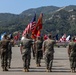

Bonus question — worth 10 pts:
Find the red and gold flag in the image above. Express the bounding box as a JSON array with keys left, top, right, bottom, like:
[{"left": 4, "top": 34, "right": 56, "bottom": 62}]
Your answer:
[{"left": 31, "top": 13, "right": 43, "bottom": 39}]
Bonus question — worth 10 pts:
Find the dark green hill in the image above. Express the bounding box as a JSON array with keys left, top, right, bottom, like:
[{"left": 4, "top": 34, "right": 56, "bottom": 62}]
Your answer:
[
  {"left": 20, "top": 6, "right": 60, "bottom": 15},
  {"left": 0, "top": 5, "right": 76, "bottom": 37},
  {"left": 63, "top": 5, "right": 76, "bottom": 11}
]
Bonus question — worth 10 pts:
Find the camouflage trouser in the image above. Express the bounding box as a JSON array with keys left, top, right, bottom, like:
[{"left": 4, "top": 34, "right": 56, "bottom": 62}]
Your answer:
[
  {"left": 35, "top": 50, "right": 42, "bottom": 64},
  {"left": 1, "top": 51, "right": 8, "bottom": 69},
  {"left": 22, "top": 52, "right": 31, "bottom": 69},
  {"left": 7, "top": 52, "right": 12, "bottom": 67},
  {"left": 44, "top": 53, "right": 54, "bottom": 70},
  {"left": 69, "top": 57, "right": 76, "bottom": 69},
  {"left": 32, "top": 49, "right": 35, "bottom": 58}
]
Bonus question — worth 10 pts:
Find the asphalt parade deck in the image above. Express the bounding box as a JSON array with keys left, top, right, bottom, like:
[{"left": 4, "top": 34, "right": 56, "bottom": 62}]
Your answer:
[{"left": 0, "top": 47, "right": 76, "bottom": 75}]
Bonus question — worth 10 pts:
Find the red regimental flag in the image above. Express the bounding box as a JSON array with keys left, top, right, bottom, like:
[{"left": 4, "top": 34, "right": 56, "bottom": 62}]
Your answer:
[
  {"left": 31, "top": 13, "right": 43, "bottom": 39},
  {"left": 37, "top": 31, "right": 41, "bottom": 37}
]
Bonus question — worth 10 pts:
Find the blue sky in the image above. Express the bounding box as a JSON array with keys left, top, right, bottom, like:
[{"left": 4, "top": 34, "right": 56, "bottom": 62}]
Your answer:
[{"left": 0, "top": 0, "right": 76, "bottom": 14}]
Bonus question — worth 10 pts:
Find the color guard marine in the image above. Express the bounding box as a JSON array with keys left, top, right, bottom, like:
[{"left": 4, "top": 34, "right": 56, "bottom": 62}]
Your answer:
[
  {"left": 35, "top": 36, "right": 43, "bottom": 67},
  {"left": 7, "top": 35, "right": 14, "bottom": 68},
  {"left": 42, "top": 34, "right": 56, "bottom": 72},
  {"left": 20, "top": 34, "right": 33, "bottom": 72}
]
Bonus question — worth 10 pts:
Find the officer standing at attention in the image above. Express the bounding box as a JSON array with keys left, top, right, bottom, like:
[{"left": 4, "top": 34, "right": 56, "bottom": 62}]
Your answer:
[
  {"left": 0, "top": 34, "right": 9, "bottom": 71},
  {"left": 35, "top": 36, "right": 43, "bottom": 67},
  {"left": 20, "top": 34, "right": 33, "bottom": 72},
  {"left": 68, "top": 36, "right": 76, "bottom": 73},
  {"left": 42, "top": 34, "right": 56, "bottom": 72}
]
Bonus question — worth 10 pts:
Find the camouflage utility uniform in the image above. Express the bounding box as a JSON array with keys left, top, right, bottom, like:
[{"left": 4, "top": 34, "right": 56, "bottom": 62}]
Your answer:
[
  {"left": 32, "top": 40, "right": 36, "bottom": 59},
  {"left": 20, "top": 36, "right": 33, "bottom": 72},
  {"left": 35, "top": 38, "right": 43, "bottom": 67},
  {"left": 7, "top": 39, "right": 14, "bottom": 68},
  {"left": 68, "top": 41, "right": 76, "bottom": 72},
  {"left": 0, "top": 36, "right": 9, "bottom": 71},
  {"left": 43, "top": 38, "right": 55, "bottom": 72}
]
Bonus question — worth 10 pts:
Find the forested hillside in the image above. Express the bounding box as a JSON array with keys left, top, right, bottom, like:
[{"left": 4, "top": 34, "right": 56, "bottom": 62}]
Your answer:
[{"left": 0, "top": 5, "right": 76, "bottom": 37}]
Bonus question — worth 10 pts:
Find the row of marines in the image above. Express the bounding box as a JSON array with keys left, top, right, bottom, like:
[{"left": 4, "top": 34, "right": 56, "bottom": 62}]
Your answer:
[{"left": 0, "top": 34, "right": 76, "bottom": 73}]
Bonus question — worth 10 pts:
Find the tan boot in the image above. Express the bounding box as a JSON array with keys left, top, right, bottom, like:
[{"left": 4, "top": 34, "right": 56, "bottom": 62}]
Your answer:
[
  {"left": 46, "top": 69, "right": 49, "bottom": 72},
  {"left": 71, "top": 69, "right": 74, "bottom": 73},
  {"left": 25, "top": 69, "right": 29, "bottom": 72},
  {"left": 23, "top": 69, "right": 26, "bottom": 72},
  {"left": 1, "top": 66, "right": 5, "bottom": 71},
  {"left": 23, "top": 69, "right": 29, "bottom": 72},
  {"left": 36, "top": 64, "right": 39, "bottom": 67},
  {"left": 39, "top": 64, "right": 41, "bottom": 67},
  {"left": 49, "top": 69, "right": 52, "bottom": 72}
]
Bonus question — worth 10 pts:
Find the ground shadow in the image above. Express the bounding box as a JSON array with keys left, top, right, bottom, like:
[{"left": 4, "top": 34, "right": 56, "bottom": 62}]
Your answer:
[
  {"left": 10, "top": 67, "right": 23, "bottom": 69},
  {"left": 54, "top": 58, "right": 69, "bottom": 60},
  {"left": 9, "top": 69, "right": 22, "bottom": 72},
  {"left": 8, "top": 66, "right": 72, "bottom": 73},
  {"left": 30, "top": 67, "right": 45, "bottom": 69}
]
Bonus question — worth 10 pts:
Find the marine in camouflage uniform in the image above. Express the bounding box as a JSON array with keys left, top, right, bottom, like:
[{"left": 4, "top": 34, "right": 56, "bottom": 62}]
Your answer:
[
  {"left": 35, "top": 36, "right": 43, "bottom": 67},
  {"left": 20, "top": 34, "right": 33, "bottom": 72},
  {"left": 68, "top": 36, "right": 76, "bottom": 73},
  {"left": 42, "top": 34, "right": 56, "bottom": 72},
  {"left": 32, "top": 39, "right": 36, "bottom": 59},
  {"left": 7, "top": 37, "right": 14, "bottom": 68},
  {"left": 0, "top": 34, "right": 9, "bottom": 71}
]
